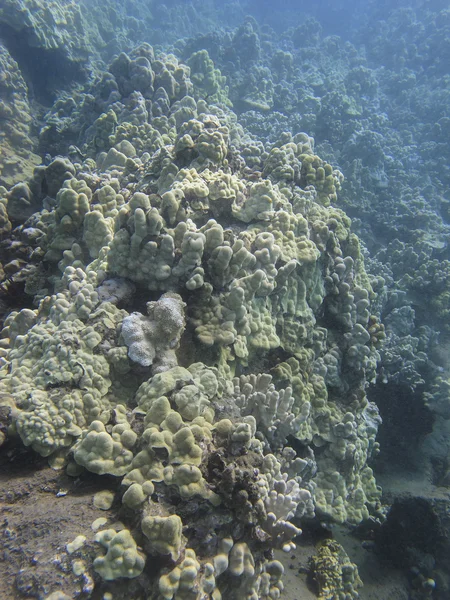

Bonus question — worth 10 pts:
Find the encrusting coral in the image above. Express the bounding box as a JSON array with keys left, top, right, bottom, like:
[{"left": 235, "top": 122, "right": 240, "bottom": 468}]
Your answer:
[{"left": 0, "top": 43, "right": 383, "bottom": 597}]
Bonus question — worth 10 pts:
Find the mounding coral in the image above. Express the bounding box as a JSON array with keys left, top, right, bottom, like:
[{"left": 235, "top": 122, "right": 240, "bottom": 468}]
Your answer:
[{"left": 0, "top": 44, "right": 383, "bottom": 598}]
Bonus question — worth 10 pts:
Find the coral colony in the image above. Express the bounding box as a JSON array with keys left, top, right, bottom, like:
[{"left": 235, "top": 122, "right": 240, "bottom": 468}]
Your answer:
[{"left": 1, "top": 1, "right": 449, "bottom": 599}]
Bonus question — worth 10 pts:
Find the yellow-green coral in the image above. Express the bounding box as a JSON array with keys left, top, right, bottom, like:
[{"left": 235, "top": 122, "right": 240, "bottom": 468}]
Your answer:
[
  {"left": 73, "top": 419, "right": 136, "bottom": 476},
  {"left": 141, "top": 514, "right": 183, "bottom": 560},
  {"left": 300, "top": 154, "right": 342, "bottom": 206},
  {"left": 0, "top": 48, "right": 386, "bottom": 600},
  {"left": 309, "top": 539, "right": 363, "bottom": 600},
  {"left": 94, "top": 529, "right": 145, "bottom": 580},
  {"left": 187, "top": 49, "right": 231, "bottom": 107}
]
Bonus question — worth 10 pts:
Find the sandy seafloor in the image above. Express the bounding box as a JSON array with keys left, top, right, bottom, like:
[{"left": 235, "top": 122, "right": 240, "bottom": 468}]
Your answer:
[
  {"left": 281, "top": 467, "right": 450, "bottom": 600},
  {"left": 280, "top": 484, "right": 440, "bottom": 600},
  {"left": 278, "top": 538, "right": 409, "bottom": 600},
  {"left": 5, "top": 440, "right": 448, "bottom": 599}
]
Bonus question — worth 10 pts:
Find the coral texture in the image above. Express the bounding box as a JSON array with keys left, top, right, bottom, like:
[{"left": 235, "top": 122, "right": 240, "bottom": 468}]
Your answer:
[{"left": 0, "top": 43, "right": 383, "bottom": 598}]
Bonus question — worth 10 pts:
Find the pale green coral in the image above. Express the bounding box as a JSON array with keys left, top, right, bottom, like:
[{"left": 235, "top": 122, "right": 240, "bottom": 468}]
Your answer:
[
  {"left": 187, "top": 49, "right": 231, "bottom": 107},
  {"left": 122, "top": 395, "right": 217, "bottom": 502},
  {"left": 93, "top": 529, "right": 145, "bottom": 580},
  {"left": 159, "top": 542, "right": 284, "bottom": 600},
  {"left": 300, "top": 153, "right": 342, "bottom": 207},
  {"left": 232, "top": 179, "right": 276, "bottom": 223},
  {"left": 159, "top": 548, "right": 203, "bottom": 600},
  {"left": 0, "top": 270, "right": 137, "bottom": 457},
  {"left": 175, "top": 114, "right": 230, "bottom": 167},
  {"left": 83, "top": 210, "right": 115, "bottom": 258},
  {"left": 73, "top": 419, "right": 136, "bottom": 476},
  {"left": 0, "top": 44, "right": 41, "bottom": 188},
  {"left": 141, "top": 514, "right": 183, "bottom": 560},
  {"left": 2, "top": 313, "right": 110, "bottom": 456},
  {"left": 0, "top": 50, "right": 386, "bottom": 599},
  {"left": 135, "top": 363, "right": 218, "bottom": 421},
  {"left": 45, "top": 178, "right": 93, "bottom": 262},
  {"left": 122, "top": 481, "right": 154, "bottom": 508}
]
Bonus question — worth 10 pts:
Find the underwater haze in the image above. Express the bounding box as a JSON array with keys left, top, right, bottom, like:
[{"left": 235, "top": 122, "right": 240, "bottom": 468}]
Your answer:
[{"left": 0, "top": 0, "right": 450, "bottom": 599}]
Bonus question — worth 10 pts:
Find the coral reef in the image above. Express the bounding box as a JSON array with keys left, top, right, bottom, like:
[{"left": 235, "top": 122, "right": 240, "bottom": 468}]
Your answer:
[
  {"left": 0, "top": 44, "right": 41, "bottom": 187},
  {"left": 174, "top": 12, "right": 450, "bottom": 545},
  {"left": 0, "top": 42, "right": 383, "bottom": 598},
  {"left": 2, "top": 2, "right": 450, "bottom": 599}
]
